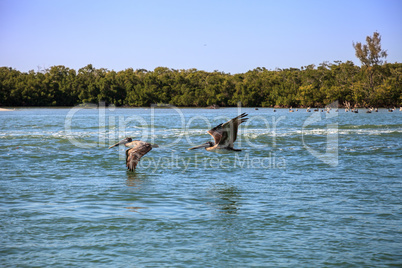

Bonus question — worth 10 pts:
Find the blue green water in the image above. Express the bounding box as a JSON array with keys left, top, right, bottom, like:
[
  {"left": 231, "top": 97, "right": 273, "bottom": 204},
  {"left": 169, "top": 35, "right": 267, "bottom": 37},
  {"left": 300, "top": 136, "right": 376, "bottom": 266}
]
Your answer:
[{"left": 0, "top": 107, "right": 401, "bottom": 267}]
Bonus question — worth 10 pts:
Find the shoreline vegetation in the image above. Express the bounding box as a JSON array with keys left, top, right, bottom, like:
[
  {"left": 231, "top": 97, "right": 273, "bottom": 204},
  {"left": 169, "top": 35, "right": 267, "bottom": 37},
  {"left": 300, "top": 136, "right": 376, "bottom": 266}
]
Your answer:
[
  {"left": 1, "top": 106, "right": 401, "bottom": 110},
  {"left": 1, "top": 32, "right": 400, "bottom": 109},
  {"left": 0, "top": 61, "right": 400, "bottom": 109}
]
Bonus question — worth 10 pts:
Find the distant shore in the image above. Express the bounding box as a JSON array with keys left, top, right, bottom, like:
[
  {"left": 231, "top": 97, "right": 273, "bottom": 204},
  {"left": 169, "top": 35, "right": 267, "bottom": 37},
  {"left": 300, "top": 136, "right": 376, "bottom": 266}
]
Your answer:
[
  {"left": 0, "top": 104, "right": 402, "bottom": 109},
  {"left": 0, "top": 108, "right": 15, "bottom": 111},
  {"left": 1, "top": 63, "right": 400, "bottom": 108}
]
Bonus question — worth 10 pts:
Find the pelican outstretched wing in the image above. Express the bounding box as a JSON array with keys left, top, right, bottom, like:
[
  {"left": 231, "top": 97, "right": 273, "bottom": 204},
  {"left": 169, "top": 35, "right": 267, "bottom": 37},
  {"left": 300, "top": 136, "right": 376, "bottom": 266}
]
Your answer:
[
  {"left": 125, "top": 141, "right": 153, "bottom": 171},
  {"left": 207, "top": 113, "right": 248, "bottom": 148}
]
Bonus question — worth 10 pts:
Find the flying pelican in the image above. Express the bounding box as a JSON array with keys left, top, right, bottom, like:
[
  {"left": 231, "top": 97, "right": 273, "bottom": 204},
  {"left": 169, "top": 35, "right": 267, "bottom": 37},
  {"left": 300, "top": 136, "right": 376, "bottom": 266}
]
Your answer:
[
  {"left": 109, "top": 138, "right": 158, "bottom": 171},
  {"left": 189, "top": 113, "right": 248, "bottom": 151}
]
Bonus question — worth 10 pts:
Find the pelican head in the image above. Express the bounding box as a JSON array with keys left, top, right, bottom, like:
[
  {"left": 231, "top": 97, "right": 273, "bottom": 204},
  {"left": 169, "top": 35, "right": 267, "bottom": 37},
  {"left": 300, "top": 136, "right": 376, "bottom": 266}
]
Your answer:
[
  {"left": 109, "top": 137, "right": 132, "bottom": 149},
  {"left": 188, "top": 141, "right": 214, "bottom": 150}
]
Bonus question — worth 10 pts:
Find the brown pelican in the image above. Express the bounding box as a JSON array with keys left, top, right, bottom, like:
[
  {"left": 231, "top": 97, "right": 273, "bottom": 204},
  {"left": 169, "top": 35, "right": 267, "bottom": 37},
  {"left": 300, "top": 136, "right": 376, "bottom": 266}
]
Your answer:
[
  {"left": 109, "top": 138, "right": 158, "bottom": 171},
  {"left": 189, "top": 113, "right": 248, "bottom": 151}
]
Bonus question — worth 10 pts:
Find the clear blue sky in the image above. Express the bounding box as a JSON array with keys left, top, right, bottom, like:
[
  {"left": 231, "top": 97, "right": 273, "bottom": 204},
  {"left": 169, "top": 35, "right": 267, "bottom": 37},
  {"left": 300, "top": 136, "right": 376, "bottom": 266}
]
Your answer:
[{"left": 1, "top": 0, "right": 401, "bottom": 73}]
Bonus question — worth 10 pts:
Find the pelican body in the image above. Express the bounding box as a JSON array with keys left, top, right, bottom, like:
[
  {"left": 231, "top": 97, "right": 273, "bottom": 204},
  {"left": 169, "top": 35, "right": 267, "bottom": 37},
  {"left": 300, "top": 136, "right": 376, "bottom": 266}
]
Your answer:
[
  {"left": 189, "top": 113, "right": 248, "bottom": 151},
  {"left": 109, "top": 137, "right": 158, "bottom": 171}
]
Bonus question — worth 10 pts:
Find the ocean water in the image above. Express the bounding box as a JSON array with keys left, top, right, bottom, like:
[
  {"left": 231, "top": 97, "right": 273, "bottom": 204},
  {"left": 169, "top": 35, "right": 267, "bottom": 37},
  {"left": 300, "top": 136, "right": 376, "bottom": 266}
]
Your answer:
[{"left": 0, "top": 107, "right": 401, "bottom": 267}]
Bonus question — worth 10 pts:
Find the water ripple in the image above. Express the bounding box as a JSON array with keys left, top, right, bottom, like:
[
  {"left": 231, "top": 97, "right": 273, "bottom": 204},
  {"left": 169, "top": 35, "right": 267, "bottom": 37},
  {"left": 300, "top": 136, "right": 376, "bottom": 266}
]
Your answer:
[{"left": 0, "top": 108, "right": 401, "bottom": 267}]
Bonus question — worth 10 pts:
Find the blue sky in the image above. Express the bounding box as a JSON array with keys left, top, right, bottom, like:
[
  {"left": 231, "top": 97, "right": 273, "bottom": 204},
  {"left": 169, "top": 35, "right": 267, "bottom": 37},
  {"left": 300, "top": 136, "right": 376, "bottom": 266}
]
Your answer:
[{"left": 1, "top": 0, "right": 401, "bottom": 73}]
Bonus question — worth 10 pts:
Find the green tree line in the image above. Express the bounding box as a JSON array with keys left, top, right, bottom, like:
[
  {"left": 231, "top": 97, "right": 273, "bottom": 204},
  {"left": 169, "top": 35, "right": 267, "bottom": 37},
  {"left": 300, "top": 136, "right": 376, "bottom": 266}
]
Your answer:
[
  {"left": 0, "top": 33, "right": 400, "bottom": 108},
  {"left": 1, "top": 61, "right": 400, "bottom": 108}
]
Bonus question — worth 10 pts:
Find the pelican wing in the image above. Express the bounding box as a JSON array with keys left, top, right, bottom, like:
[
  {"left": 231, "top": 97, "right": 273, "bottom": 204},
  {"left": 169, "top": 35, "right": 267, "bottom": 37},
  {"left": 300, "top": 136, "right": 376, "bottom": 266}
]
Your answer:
[
  {"left": 207, "top": 123, "right": 223, "bottom": 145},
  {"left": 207, "top": 113, "right": 248, "bottom": 148},
  {"left": 125, "top": 141, "right": 152, "bottom": 171}
]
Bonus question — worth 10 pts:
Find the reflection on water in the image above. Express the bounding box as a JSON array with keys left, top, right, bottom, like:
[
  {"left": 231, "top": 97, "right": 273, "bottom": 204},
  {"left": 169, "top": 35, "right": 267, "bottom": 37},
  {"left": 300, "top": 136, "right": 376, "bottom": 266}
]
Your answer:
[
  {"left": 124, "top": 172, "right": 150, "bottom": 213},
  {"left": 124, "top": 206, "right": 148, "bottom": 213},
  {"left": 125, "top": 172, "right": 147, "bottom": 189},
  {"left": 208, "top": 183, "right": 241, "bottom": 215},
  {"left": 206, "top": 183, "right": 245, "bottom": 257}
]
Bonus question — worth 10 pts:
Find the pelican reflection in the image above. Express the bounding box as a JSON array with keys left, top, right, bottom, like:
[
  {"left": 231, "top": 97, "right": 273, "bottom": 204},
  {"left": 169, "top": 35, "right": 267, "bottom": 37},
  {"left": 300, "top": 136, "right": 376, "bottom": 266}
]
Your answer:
[{"left": 207, "top": 183, "right": 241, "bottom": 215}]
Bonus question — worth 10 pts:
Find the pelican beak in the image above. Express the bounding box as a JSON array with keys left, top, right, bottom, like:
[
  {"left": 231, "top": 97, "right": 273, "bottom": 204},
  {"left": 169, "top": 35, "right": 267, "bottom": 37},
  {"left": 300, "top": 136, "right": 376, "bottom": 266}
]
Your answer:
[
  {"left": 108, "top": 143, "right": 119, "bottom": 149},
  {"left": 188, "top": 142, "right": 210, "bottom": 150},
  {"left": 108, "top": 138, "right": 129, "bottom": 149}
]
